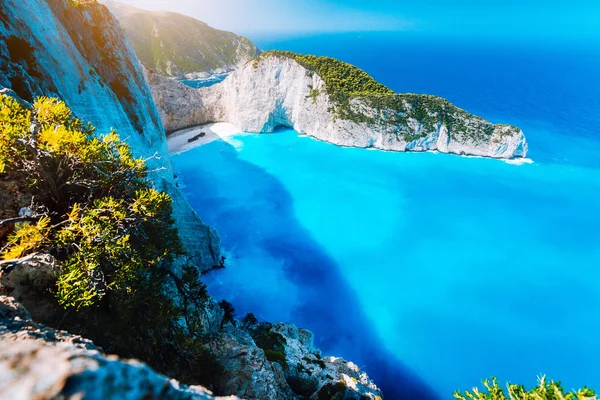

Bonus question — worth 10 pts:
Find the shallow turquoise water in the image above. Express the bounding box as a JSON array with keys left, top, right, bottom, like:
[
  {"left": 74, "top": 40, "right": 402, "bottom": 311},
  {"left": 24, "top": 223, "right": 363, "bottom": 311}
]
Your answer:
[{"left": 172, "top": 127, "right": 600, "bottom": 398}]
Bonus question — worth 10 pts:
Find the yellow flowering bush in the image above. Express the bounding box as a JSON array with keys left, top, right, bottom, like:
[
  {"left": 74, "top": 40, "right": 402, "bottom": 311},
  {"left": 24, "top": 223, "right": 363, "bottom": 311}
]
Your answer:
[{"left": 0, "top": 94, "right": 182, "bottom": 309}]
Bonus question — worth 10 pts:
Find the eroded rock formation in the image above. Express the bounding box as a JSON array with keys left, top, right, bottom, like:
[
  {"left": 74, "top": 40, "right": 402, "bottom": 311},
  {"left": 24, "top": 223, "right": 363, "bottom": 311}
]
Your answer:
[{"left": 151, "top": 53, "right": 528, "bottom": 159}]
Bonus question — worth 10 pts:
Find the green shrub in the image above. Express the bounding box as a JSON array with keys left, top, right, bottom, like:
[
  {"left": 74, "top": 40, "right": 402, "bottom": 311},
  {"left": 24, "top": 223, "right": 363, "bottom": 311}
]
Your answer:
[
  {"left": 219, "top": 299, "right": 236, "bottom": 325},
  {"left": 303, "top": 355, "right": 326, "bottom": 369},
  {"left": 0, "top": 94, "right": 223, "bottom": 388},
  {"left": 454, "top": 376, "right": 596, "bottom": 400},
  {"left": 67, "top": 0, "right": 97, "bottom": 7},
  {"left": 0, "top": 95, "right": 182, "bottom": 309},
  {"left": 252, "top": 324, "right": 287, "bottom": 353}
]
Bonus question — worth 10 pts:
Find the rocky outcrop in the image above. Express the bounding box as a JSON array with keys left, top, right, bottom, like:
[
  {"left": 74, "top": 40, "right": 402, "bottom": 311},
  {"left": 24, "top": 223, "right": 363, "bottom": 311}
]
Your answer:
[
  {"left": 0, "top": 0, "right": 221, "bottom": 272},
  {"left": 151, "top": 52, "right": 528, "bottom": 159},
  {"left": 102, "top": 1, "right": 260, "bottom": 79},
  {"left": 196, "top": 313, "right": 383, "bottom": 400},
  {"left": 243, "top": 321, "right": 383, "bottom": 400},
  {"left": 0, "top": 253, "right": 61, "bottom": 324},
  {"left": 0, "top": 272, "right": 383, "bottom": 400},
  {"left": 0, "top": 296, "right": 238, "bottom": 400},
  {"left": 1, "top": 3, "right": 385, "bottom": 399},
  {"left": 0, "top": 250, "right": 382, "bottom": 399}
]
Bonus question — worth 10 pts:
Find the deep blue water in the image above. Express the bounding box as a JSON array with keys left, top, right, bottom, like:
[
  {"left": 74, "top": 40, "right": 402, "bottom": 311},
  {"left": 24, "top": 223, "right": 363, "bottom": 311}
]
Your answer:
[{"left": 172, "top": 34, "right": 600, "bottom": 399}]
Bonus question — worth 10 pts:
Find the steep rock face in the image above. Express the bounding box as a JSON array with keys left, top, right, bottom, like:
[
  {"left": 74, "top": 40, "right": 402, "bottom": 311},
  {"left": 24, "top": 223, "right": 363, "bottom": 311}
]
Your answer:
[
  {"left": 0, "top": 0, "right": 221, "bottom": 272},
  {"left": 152, "top": 53, "right": 528, "bottom": 159},
  {"left": 148, "top": 69, "right": 214, "bottom": 133},
  {"left": 102, "top": 1, "right": 260, "bottom": 79},
  {"left": 0, "top": 296, "right": 238, "bottom": 400}
]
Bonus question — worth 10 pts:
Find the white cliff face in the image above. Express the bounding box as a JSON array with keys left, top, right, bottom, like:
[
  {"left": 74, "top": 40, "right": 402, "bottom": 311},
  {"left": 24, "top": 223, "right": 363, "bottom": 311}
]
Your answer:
[
  {"left": 0, "top": 0, "right": 220, "bottom": 271},
  {"left": 151, "top": 54, "right": 528, "bottom": 159},
  {"left": 0, "top": 296, "right": 237, "bottom": 400}
]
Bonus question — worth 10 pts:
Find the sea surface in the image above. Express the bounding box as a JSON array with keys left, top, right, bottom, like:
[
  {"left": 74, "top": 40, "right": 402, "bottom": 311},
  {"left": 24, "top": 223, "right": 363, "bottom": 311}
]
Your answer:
[{"left": 173, "top": 33, "right": 600, "bottom": 399}]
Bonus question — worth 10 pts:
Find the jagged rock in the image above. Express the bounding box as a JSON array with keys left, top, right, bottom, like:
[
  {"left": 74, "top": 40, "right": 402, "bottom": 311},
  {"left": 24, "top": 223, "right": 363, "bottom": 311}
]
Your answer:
[
  {"left": 0, "top": 0, "right": 221, "bottom": 272},
  {"left": 239, "top": 320, "right": 383, "bottom": 400},
  {"left": 146, "top": 69, "right": 213, "bottom": 134},
  {"left": 0, "top": 295, "right": 99, "bottom": 353},
  {"left": 209, "top": 326, "right": 295, "bottom": 399},
  {"left": 0, "top": 253, "right": 60, "bottom": 324},
  {"left": 0, "top": 295, "right": 31, "bottom": 320},
  {"left": 150, "top": 54, "right": 527, "bottom": 159},
  {"left": 0, "top": 296, "right": 240, "bottom": 400}
]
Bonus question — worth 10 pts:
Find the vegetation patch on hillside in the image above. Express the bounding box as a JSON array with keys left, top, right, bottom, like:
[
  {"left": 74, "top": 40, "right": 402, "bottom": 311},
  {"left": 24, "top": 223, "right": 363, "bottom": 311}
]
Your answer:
[
  {"left": 253, "top": 51, "right": 518, "bottom": 142},
  {"left": 111, "top": 7, "right": 260, "bottom": 76},
  {"left": 248, "top": 322, "right": 289, "bottom": 370},
  {"left": 252, "top": 50, "right": 392, "bottom": 103}
]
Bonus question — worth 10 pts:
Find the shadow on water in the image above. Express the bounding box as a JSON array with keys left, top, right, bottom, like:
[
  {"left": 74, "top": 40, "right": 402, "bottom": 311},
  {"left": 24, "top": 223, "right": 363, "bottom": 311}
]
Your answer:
[{"left": 174, "top": 139, "right": 439, "bottom": 400}]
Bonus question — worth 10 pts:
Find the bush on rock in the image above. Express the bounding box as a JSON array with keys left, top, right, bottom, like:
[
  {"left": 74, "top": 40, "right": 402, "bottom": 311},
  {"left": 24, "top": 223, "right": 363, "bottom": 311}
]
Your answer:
[
  {"left": 0, "top": 95, "right": 181, "bottom": 309},
  {"left": 0, "top": 94, "right": 221, "bottom": 388}
]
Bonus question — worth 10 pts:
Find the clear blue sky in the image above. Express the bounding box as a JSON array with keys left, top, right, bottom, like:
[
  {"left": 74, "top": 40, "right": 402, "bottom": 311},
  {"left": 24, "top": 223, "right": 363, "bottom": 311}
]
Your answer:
[{"left": 115, "top": 0, "right": 600, "bottom": 40}]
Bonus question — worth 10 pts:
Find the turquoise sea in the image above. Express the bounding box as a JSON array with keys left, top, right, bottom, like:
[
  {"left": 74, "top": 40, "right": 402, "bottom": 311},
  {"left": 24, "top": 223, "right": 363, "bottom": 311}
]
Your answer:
[{"left": 172, "top": 34, "right": 600, "bottom": 398}]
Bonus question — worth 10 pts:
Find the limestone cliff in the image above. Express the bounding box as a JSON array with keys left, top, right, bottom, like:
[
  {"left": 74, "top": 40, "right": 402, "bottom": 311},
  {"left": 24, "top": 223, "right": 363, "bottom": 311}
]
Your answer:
[
  {"left": 102, "top": 1, "right": 260, "bottom": 79},
  {"left": 0, "top": 0, "right": 221, "bottom": 271},
  {"left": 152, "top": 51, "right": 528, "bottom": 159}
]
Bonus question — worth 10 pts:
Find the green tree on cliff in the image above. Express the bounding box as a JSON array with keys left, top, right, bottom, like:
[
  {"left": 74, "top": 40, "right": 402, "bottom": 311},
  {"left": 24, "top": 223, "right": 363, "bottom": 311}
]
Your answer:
[{"left": 0, "top": 95, "right": 181, "bottom": 309}]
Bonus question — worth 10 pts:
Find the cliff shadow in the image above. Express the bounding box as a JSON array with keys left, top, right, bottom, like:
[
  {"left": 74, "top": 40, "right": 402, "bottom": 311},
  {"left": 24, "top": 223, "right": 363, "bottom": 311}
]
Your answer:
[{"left": 172, "top": 137, "right": 440, "bottom": 400}]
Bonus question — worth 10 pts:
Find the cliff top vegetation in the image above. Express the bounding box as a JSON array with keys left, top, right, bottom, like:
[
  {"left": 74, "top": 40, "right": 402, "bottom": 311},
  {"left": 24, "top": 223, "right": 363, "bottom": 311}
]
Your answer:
[
  {"left": 253, "top": 50, "right": 393, "bottom": 100},
  {"left": 253, "top": 51, "right": 519, "bottom": 140}
]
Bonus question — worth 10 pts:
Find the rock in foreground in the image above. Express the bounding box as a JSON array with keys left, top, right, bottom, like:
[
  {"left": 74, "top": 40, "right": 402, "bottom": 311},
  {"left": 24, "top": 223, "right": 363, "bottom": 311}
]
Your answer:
[
  {"left": 0, "top": 296, "right": 237, "bottom": 400},
  {"left": 151, "top": 51, "right": 528, "bottom": 159}
]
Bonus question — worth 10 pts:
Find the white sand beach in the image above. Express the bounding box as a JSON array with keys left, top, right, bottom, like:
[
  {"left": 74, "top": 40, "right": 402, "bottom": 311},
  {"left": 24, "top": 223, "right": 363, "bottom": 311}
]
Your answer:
[{"left": 167, "top": 122, "right": 242, "bottom": 154}]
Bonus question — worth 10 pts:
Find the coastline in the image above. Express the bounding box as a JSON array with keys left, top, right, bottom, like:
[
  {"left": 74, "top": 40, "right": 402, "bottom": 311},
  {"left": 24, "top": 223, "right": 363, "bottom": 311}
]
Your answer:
[
  {"left": 169, "top": 124, "right": 534, "bottom": 166},
  {"left": 167, "top": 122, "right": 242, "bottom": 154}
]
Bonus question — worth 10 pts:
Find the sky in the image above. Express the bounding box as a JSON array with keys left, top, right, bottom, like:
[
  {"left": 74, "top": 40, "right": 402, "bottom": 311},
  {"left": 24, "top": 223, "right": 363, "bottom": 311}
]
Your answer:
[{"left": 114, "top": 0, "right": 600, "bottom": 40}]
